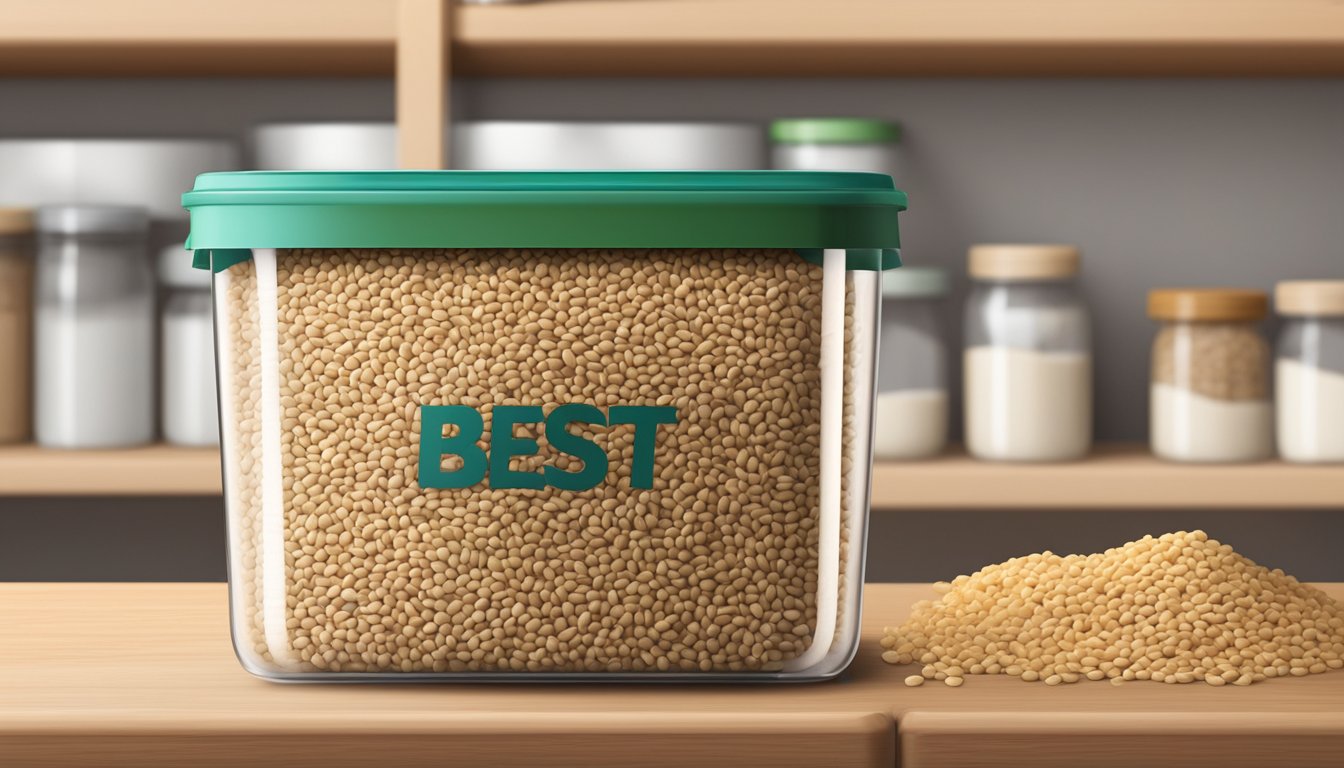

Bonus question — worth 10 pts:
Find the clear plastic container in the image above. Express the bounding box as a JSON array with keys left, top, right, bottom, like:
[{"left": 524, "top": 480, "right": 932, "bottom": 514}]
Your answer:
[
  {"left": 183, "top": 171, "right": 907, "bottom": 681},
  {"left": 963, "top": 245, "right": 1092, "bottom": 462},
  {"left": 33, "top": 205, "right": 154, "bottom": 448},
  {"left": 159, "top": 243, "right": 219, "bottom": 446},
  {"left": 1148, "top": 289, "right": 1272, "bottom": 463},
  {"left": 1275, "top": 281, "right": 1344, "bottom": 463},
  {"left": 771, "top": 119, "right": 900, "bottom": 177},
  {"left": 0, "top": 208, "right": 34, "bottom": 444},
  {"left": 874, "top": 267, "right": 949, "bottom": 460}
]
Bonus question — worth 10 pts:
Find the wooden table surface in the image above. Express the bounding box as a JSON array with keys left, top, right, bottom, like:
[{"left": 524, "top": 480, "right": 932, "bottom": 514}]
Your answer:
[{"left": 2, "top": 583, "right": 1342, "bottom": 768}]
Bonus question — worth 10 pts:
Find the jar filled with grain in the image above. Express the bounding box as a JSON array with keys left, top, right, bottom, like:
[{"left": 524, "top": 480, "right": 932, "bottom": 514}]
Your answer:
[
  {"left": 184, "top": 170, "right": 907, "bottom": 682},
  {"left": 0, "top": 208, "right": 34, "bottom": 443},
  {"left": 963, "top": 244, "right": 1092, "bottom": 462},
  {"left": 1275, "top": 281, "right": 1344, "bottom": 463},
  {"left": 874, "top": 267, "right": 949, "bottom": 460},
  {"left": 1148, "top": 288, "right": 1272, "bottom": 463}
]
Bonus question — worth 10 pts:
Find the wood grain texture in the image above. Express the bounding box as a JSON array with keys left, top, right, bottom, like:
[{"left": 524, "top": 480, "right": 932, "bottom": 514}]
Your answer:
[
  {"left": 0, "top": 0, "right": 395, "bottom": 76},
  {"left": 397, "top": 0, "right": 449, "bottom": 170},
  {"left": 0, "top": 444, "right": 221, "bottom": 495},
  {"left": 900, "top": 712, "right": 1344, "bottom": 768},
  {"left": 3, "top": 0, "right": 1344, "bottom": 76},
  {"left": 3, "top": 443, "right": 1342, "bottom": 506},
  {"left": 0, "top": 714, "right": 892, "bottom": 768},
  {"left": 871, "top": 445, "right": 1344, "bottom": 509},
  {"left": 454, "top": 0, "right": 1344, "bottom": 76},
  {"left": 0, "top": 584, "right": 1342, "bottom": 766}
]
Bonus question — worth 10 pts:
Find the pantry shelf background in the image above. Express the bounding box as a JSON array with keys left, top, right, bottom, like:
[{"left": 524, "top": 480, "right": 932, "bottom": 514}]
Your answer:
[
  {"left": 2, "top": 2, "right": 1344, "bottom": 583},
  {"left": 4, "top": 0, "right": 1344, "bottom": 76}
]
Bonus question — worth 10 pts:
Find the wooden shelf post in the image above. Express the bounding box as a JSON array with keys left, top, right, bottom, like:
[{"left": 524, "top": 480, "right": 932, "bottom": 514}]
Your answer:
[{"left": 396, "top": 0, "right": 450, "bottom": 169}]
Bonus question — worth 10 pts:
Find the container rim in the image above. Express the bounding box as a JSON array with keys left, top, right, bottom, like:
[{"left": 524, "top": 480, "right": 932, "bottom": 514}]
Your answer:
[
  {"left": 183, "top": 171, "right": 906, "bottom": 272},
  {"left": 184, "top": 169, "right": 906, "bottom": 197}
]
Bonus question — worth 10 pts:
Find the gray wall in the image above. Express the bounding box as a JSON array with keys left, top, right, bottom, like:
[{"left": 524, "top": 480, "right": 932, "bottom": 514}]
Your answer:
[
  {"left": 1, "top": 77, "right": 1340, "bottom": 582},
  {"left": 2, "top": 501, "right": 1342, "bottom": 583}
]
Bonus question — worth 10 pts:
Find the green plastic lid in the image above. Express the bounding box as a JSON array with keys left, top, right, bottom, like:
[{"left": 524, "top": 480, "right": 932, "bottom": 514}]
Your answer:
[
  {"left": 770, "top": 119, "right": 901, "bottom": 145},
  {"left": 183, "top": 171, "right": 906, "bottom": 272}
]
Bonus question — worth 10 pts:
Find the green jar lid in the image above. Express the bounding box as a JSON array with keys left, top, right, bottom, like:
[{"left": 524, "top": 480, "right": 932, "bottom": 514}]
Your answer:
[
  {"left": 770, "top": 119, "right": 901, "bottom": 145},
  {"left": 183, "top": 171, "right": 905, "bottom": 272}
]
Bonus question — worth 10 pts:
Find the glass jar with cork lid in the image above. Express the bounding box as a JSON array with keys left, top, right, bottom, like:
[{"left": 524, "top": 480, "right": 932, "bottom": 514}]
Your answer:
[
  {"left": 1148, "top": 288, "right": 1272, "bottom": 463},
  {"left": 1275, "top": 280, "right": 1344, "bottom": 463},
  {"left": 963, "top": 244, "right": 1092, "bottom": 462}
]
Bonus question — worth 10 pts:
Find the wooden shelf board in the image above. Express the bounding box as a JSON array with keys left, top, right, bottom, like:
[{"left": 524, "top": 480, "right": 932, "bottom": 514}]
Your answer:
[
  {"left": 1, "top": 443, "right": 1341, "bottom": 507},
  {"left": 871, "top": 445, "right": 1344, "bottom": 510},
  {"left": 455, "top": 0, "right": 1344, "bottom": 76},
  {"left": 0, "top": 444, "right": 222, "bottom": 495},
  {"left": 4, "top": 0, "right": 1344, "bottom": 76},
  {"left": 1, "top": 583, "right": 1341, "bottom": 767},
  {"left": 0, "top": 0, "right": 397, "bottom": 76}
]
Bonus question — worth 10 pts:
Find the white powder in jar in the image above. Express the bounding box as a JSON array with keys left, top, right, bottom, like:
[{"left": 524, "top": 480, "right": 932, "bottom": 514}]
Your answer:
[
  {"left": 162, "top": 291, "right": 220, "bottom": 446},
  {"left": 1276, "top": 359, "right": 1344, "bottom": 463},
  {"left": 964, "top": 346, "right": 1091, "bottom": 462},
  {"left": 872, "top": 389, "right": 947, "bottom": 460},
  {"left": 1150, "top": 383, "right": 1272, "bottom": 462},
  {"left": 34, "top": 301, "right": 154, "bottom": 448}
]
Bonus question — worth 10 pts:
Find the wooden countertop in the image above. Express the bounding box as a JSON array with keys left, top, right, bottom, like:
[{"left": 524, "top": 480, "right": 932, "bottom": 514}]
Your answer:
[{"left": 2, "top": 583, "right": 1342, "bottom": 767}]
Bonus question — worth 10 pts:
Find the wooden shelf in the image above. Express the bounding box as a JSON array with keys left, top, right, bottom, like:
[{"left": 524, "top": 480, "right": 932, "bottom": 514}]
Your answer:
[
  {"left": 2, "top": 583, "right": 1342, "bottom": 767},
  {"left": 4, "top": 0, "right": 1344, "bottom": 77},
  {"left": 0, "top": 444, "right": 221, "bottom": 495},
  {"left": 456, "top": 0, "right": 1344, "bottom": 77},
  {"left": 1, "top": 443, "right": 1341, "bottom": 508},
  {"left": 0, "top": 0, "right": 397, "bottom": 76},
  {"left": 871, "top": 445, "right": 1344, "bottom": 510}
]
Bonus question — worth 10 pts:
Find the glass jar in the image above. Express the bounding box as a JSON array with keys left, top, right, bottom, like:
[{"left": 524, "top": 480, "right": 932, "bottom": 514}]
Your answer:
[
  {"left": 1148, "top": 289, "right": 1272, "bottom": 463},
  {"left": 456, "top": 122, "right": 767, "bottom": 171},
  {"left": 874, "top": 267, "right": 949, "bottom": 460},
  {"left": 770, "top": 118, "right": 900, "bottom": 177},
  {"left": 159, "top": 243, "right": 219, "bottom": 446},
  {"left": 185, "top": 170, "right": 906, "bottom": 682},
  {"left": 34, "top": 205, "right": 154, "bottom": 448},
  {"left": 1275, "top": 281, "right": 1344, "bottom": 463},
  {"left": 0, "top": 208, "right": 34, "bottom": 444},
  {"left": 963, "top": 245, "right": 1092, "bottom": 462}
]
